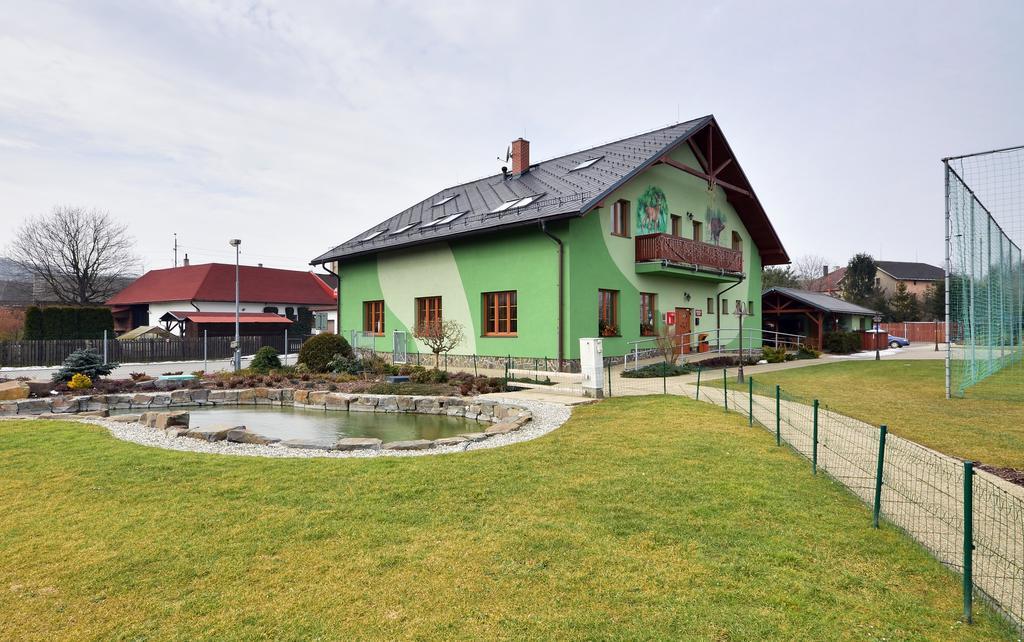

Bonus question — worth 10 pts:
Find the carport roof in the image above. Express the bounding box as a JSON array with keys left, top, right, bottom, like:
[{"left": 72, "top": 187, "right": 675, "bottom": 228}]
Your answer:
[{"left": 763, "top": 287, "right": 878, "bottom": 316}]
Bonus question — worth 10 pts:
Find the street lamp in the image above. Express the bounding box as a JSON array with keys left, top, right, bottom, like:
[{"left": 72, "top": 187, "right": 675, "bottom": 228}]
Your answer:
[
  {"left": 873, "top": 313, "right": 882, "bottom": 361},
  {"left": 735, "top": 300, "right": 747, "bottom": 384},
  {"left": 229, "top": 239, "right": 242, "bottom": 371}
]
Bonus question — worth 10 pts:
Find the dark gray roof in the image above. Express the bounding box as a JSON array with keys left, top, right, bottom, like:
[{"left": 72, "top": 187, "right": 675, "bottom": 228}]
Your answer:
[
  {"left": 311, "top": 115, "right": 788, "bottom": 265},
  {"left": 764, "top": 287, "right": 878, "bottom": 316},
  {"left": 874, "top": 261, "right": 944, "bottom": 281}
]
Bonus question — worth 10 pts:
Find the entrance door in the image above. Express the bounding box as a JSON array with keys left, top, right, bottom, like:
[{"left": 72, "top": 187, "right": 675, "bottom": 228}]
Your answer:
[{"left": 675, "top": 307, "right": 692, "bottom": 354}]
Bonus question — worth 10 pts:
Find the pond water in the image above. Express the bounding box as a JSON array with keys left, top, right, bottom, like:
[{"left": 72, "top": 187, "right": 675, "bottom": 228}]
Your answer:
[{"left": 130, "top": 406, "right": 477, "bottom": 443}]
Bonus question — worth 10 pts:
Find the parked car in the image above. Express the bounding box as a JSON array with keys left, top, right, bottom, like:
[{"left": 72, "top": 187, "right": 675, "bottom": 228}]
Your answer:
[{"left": 866, "top": 329, "right": 911, "bottom": 349}]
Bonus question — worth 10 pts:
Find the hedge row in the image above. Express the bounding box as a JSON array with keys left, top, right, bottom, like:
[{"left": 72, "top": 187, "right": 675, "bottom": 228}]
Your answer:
[{"left": 23, "top": 306, "right": 115, "bottom": 340}]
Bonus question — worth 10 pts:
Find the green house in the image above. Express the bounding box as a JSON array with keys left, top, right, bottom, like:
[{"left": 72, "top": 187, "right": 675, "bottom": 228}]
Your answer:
[{"left": 311, "top": 115, "right": 789, "bottom": 368}]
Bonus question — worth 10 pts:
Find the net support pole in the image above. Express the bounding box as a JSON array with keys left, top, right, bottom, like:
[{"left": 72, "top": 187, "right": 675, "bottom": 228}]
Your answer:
[
  {"left": 722, "top": 369, "right": 728, "bottom": 410},
  {"left": 963, "top": 460, "right": 974, "bottom": 625},
  {"left": 812, "top": 399, "right": 819, "bottom": 475},
  {"left": 872, "top": 424, "right": 888, "bottom": 529},
  {"left": 774, "top": 385, "right": 781, "bottom": 446},
  {"left": 944, "top": 161, "right": 952, "bottom": 398},
  {"left": 748, "top": 376, "right": 753, "bottom": 426}
]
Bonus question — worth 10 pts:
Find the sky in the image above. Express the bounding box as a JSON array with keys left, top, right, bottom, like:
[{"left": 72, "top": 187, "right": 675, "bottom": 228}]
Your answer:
[{"left": 1, "top": 0, "right": 1022, "bottom": 275}]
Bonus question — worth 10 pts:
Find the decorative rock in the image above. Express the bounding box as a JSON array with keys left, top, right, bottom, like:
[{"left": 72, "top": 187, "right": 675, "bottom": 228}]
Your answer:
[
  {"left": 15, "top": 398, "right": 50, "bottom": 415},
  {"left": 170, "top": 389, "right": 192, "bottom": 406},
  {"left": 226, "top": 428, "right": 280, "bottom": 445},
  {"left": 253, "top": 387, "right": 271, "bottom": 398},
  {"left": 349, "top": 396, "right": 378, "bottom": 412},
  {"left": 27, "top": 382, "right": 52, "bottom": 397},
  {"left": 325, "top": 393, "right": 351, "bottom": 411},
  {"left": 484, "top": 422, "right": 519, "bottom": 436},
  {"left": 190, "top": 389, "right": 210, "bottom": 404},
  {"left": 306, "top": 391, "right": 328, "bottom": 407},
  {"left": 154, "top": 411, "right": 189, "bottom": 430},
  {"left": 0, "top": 381, "right": 30, "bottom": 400},
  {"left": 109, "top": 414, "right": 141, "bottom": 423},
  {"left": 131, "top": 393, "right": 153, "bottom": 409},
  {"left": 381, "top": 439, "right": 433, "bottom": 451},
  {"left": 164, "top": 427, "right": 190, "bottom": 438},
  {"left": 433, "top": 436, "right": 469, "bottom": 447},
  {"left": 150, "top": 394, "right": 171, "bottom": 407},
  {"left": 78, "top": 409, "right": 110, "bottom": 418},
  {"left": 50, "top": 397, "right": 80, "bottom": 414},
  {"left": 183, "top": 425, "right": 233, "bottom": 442},
  {"left": 1, "top": 403, "right": 19, "bottom": 415},
  {"left": 237, "top": 389, "right": 256, "bottom": 403},
  {"left": 377, "top": 396, "right": 399, "bottom": 412},
  {"left": 106, "top": 394, "right": 133, "bottom": 410},
  {"left": 334, "top": 437, "right": 383, "bottom": 451},
  {"left": 293, "top": 389, "right": 310, "bottom": 404},
  {"left": 415, "top": 398, "right": 442, "bottom": 415},
  {"left": 280, "top": 389, "right": 295, "bottom": 404},
  {"left": 280, "top": 438, "right": 335, "bottom": 450}
]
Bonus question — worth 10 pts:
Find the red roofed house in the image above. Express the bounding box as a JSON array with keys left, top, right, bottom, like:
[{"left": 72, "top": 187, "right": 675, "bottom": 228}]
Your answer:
[{"left": 106, "top": 261, "right": 337, "bottom": 337}]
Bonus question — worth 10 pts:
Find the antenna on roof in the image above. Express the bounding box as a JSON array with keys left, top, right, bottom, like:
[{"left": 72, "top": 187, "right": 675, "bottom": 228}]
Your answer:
[
  {"left": 173, "top": 233, "right": 178, "bottom": 267},
  {"left": 497, "top": 145, "right": 511, "bottom": 163}
]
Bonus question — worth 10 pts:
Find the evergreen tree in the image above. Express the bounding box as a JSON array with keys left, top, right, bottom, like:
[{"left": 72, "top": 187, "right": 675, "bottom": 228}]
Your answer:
[
  {"left": 762, "top": 266, "right": 800, "bottom": 290},
  {"left": 23, "top": 306, "right": 43, "bottom": 340},
  {"left": 843, "top": 253, "right": 877, "bottom": 305},
  {"left": 52, "top": 348, "right": 117, "bottom": 383},
  {"left": 922, "top": 281, "right": 946, "bottom": 321},
  {"left": 889, "top": 282, "right": 921, "bottom": 322}
]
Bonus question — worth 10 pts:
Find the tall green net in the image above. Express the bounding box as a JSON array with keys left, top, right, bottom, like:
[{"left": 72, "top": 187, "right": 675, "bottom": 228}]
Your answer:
[{"left": 945, "top": 145, "right": 1024, "bottom": 399}]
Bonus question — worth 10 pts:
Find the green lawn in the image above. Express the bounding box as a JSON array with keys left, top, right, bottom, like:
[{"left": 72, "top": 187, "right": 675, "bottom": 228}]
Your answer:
[
  {"left": 0, "top": 398, "right": 1014, "bottom": 640},
  {"left": 740, "top": 359, "right": 1024, "bottom": 470}
]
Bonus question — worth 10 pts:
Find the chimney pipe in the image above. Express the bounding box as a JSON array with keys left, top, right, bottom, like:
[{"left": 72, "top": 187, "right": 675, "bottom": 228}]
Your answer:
[
  {"left": 512, "top": 138, "right": 530, "bottom": 175},
  {"left": 258, "top": 263, "right": 263, "bottom": 268},
  {"left": 183, "top": 253, "right": 190, "bottom": 267},
  {"left": 822, "top": 265, "right": 828, "bottom": 278}
]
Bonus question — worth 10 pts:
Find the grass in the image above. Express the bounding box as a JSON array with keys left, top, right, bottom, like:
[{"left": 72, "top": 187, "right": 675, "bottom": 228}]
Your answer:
[
  {"left": 737, "top": 359, "right": 1024, "bottom": 470},
  {"left": 1, "top": 398, "right": 1015, "bottom": 640}
]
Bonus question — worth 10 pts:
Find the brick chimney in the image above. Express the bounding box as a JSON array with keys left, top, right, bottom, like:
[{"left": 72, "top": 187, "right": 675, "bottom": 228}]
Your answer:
[
  {"left": 511, "top": 138, "right": 530, "bottom": 175},
  {"left": 822, "top": 265, "right": 828, "bottom": 278}
]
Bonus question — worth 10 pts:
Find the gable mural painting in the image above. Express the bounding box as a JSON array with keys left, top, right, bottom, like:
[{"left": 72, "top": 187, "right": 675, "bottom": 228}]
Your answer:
[
  {"left": 636, "top": 185, "right": 668, "bottom": 234},
  {"left": 705, "top": 188, "right": 726, "bottom": 245}
]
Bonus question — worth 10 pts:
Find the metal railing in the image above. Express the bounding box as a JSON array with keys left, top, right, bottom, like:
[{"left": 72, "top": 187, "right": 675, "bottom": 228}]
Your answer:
[{"left": 624, "top": 327, "right": 805, "bottom": 371}]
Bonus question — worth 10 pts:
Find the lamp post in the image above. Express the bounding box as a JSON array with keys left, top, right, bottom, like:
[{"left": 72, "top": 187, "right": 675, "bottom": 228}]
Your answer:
[
  {"left": 735, "top": 300, "right": 747, "bottom": 384},
  {"left": 873, "top": 313, "right": 882, "bottom": 361},
  {"left": 229, "top": 239, "right": 242, "bottom": 371}
]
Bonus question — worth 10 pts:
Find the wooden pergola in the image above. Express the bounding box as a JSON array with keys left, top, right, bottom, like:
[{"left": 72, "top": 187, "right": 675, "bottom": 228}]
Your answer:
[
  {"left": 761, "top": 288, "right": 878, "bottom": 349},
  {"left": 763, "top": 289, "right": 827, "bottom": 348}
]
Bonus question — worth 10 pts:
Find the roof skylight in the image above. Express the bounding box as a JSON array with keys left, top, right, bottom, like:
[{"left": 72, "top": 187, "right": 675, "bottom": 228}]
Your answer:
[
  {"left": 360, "top": 229, "right": 386, "bottom": 242},
  {"left": 419, "top": 218, "right": 443, "bottom": 229},
  {"left": 436, "top": 210, "right": 467, "bottom": 225},
  {"left": 491, "top": 198, "right": 521, "bottom": 213},
  {"left": 513, "top": 194, "right": 543, "bottom": 209},
  {"left": 390, "top": 222, "right": 418, "bottom": 235},
  {"left": 432, "top": 195, "right": 457, "bottom": 207},
  {"left": 570, "top": 156, "right": 603, "bottom": 171}
]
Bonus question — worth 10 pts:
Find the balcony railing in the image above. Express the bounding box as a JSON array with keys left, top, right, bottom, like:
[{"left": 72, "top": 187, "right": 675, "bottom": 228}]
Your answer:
[{"left": 635, "top": 233, "right": 743, "bottom": 273}]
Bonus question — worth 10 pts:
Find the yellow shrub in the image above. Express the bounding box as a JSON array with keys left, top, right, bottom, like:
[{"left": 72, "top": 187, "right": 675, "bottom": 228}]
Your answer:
[{"left": 68, "top": 373, "right": 93, "bottom": 390}]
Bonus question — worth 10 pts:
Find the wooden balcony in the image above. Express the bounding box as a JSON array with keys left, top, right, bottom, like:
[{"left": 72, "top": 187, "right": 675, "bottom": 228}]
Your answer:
[{"left": 635, "top": 233, "right": 743, "bottom": 274}]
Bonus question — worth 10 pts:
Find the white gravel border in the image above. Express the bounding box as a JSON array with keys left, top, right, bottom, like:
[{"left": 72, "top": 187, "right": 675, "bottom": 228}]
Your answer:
[{"left": 5, "top": 397, "right": 572, "bottom": 459}]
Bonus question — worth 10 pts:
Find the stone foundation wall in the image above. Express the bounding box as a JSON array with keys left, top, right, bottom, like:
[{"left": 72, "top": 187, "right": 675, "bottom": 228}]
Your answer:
[{"left": 0, "top": 388, "right": 532, "bottom": 426}]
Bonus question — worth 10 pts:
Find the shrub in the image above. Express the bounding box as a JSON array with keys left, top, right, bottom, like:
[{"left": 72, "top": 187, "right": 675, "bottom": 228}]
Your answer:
[
  {"left": 298, "top": 334, "right": 353, "bottom": 372},
  {"left": 328, "top": 354, "right": 363, "bottom": 375},
  {"left": 250, "top": 346, "right": 282, "bottom": 373},
  {"left": 621, "top": 362, "right": 694, "bottom": 378},
  {"left": 410, "top": 368, "right": 448, "bottom": 384},
  {"left": 129, "top": 372, "right": 153, "bottom": 381},
  {"left": 23, "top": 305, "right": 43, "bottom": 340},
  {"left": 762, "top": 346, "right": 788, "bottom": 363},
  {"left": 52, "top": 348, "right": 117, "bottom": 383},
  {"left": 0, "top": 307, "right": 26, "bottom": 340},
  {"left": 823, "top": 331, "right": 861, "bottom": 355},
  {"left": 796, "top": 345, "right": 821, "bottom": 360},
  {"left": 68, "top": 373, "right": 93, "bottom": 390},
  {"left": 191, "top": 370, "right": 206, "bottom": 378}
]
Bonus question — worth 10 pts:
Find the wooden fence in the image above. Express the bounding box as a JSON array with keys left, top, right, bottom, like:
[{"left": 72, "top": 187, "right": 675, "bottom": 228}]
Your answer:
[
  {"left": 878, "top": 321, "right": 947, "bottom": 344},
  {"left": 0, "top": 334, "right": 311, "bottom": 368}
]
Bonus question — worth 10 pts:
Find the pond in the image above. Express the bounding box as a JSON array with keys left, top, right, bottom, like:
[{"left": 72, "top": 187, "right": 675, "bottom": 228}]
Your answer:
[{"left": 126, "top": 406, "right": 479, "bottom": 443}]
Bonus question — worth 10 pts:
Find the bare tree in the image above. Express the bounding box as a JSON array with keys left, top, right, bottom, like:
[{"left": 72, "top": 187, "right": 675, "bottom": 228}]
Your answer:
[
  {"left": 655, "top": 322, "right": 682, "bottom": 367},
  {"left": 414, "top": 319, "right": 465, "bottom": 367},
  {"left": 791, "top": 254, "right": 831, "bottom": 287},
  {"left": 8, "top": 207, "right": 139, "bottom": 305}
]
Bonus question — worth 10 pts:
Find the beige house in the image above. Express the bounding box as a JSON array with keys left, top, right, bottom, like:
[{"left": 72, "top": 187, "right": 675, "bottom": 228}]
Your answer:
[{"left": 873, "top": 261, "right": 944, "bottom": 297}]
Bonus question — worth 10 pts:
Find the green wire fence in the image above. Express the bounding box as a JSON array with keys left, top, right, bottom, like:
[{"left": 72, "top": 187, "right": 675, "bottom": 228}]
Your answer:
[{"left": 609, "top": 362, "right": 1023, "bottom": 633}]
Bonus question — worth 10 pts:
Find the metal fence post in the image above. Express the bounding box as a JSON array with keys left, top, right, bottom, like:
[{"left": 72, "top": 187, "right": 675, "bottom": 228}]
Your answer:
[
  {"left": 812, "top": 399, "right": 819, "bottom": 475},
  {"left": 203, "top": 329, "right": 208, "bottom": 372},
  {"left": 722, "top": 368, "right": 728, "bottom": 410},
  {"left": 775, "top": 385, "right": 781, "bottom": 446},
  {"left": 473, "top": 353, "right": 478, "bottom": 377},
  {"left": 748, "top": 376, "right": 753, "bottom": 426},
  {"left": 963, "top": 460, "right": 975, "bottom": 624},
  {"left": 873, "top": 425, "right": 888, "bottom": 529},
  {"left": 284, "top": 329, "right": 288, "bottom": 366},
  {"left": 695, "top": 366, "right": 702, "bottom": 400},
  {"left": 102, "top": 330, "right": 108, "bottom": 365},
  {"left": 607, "top": 362, "right": 613, "bottom": 397}
]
